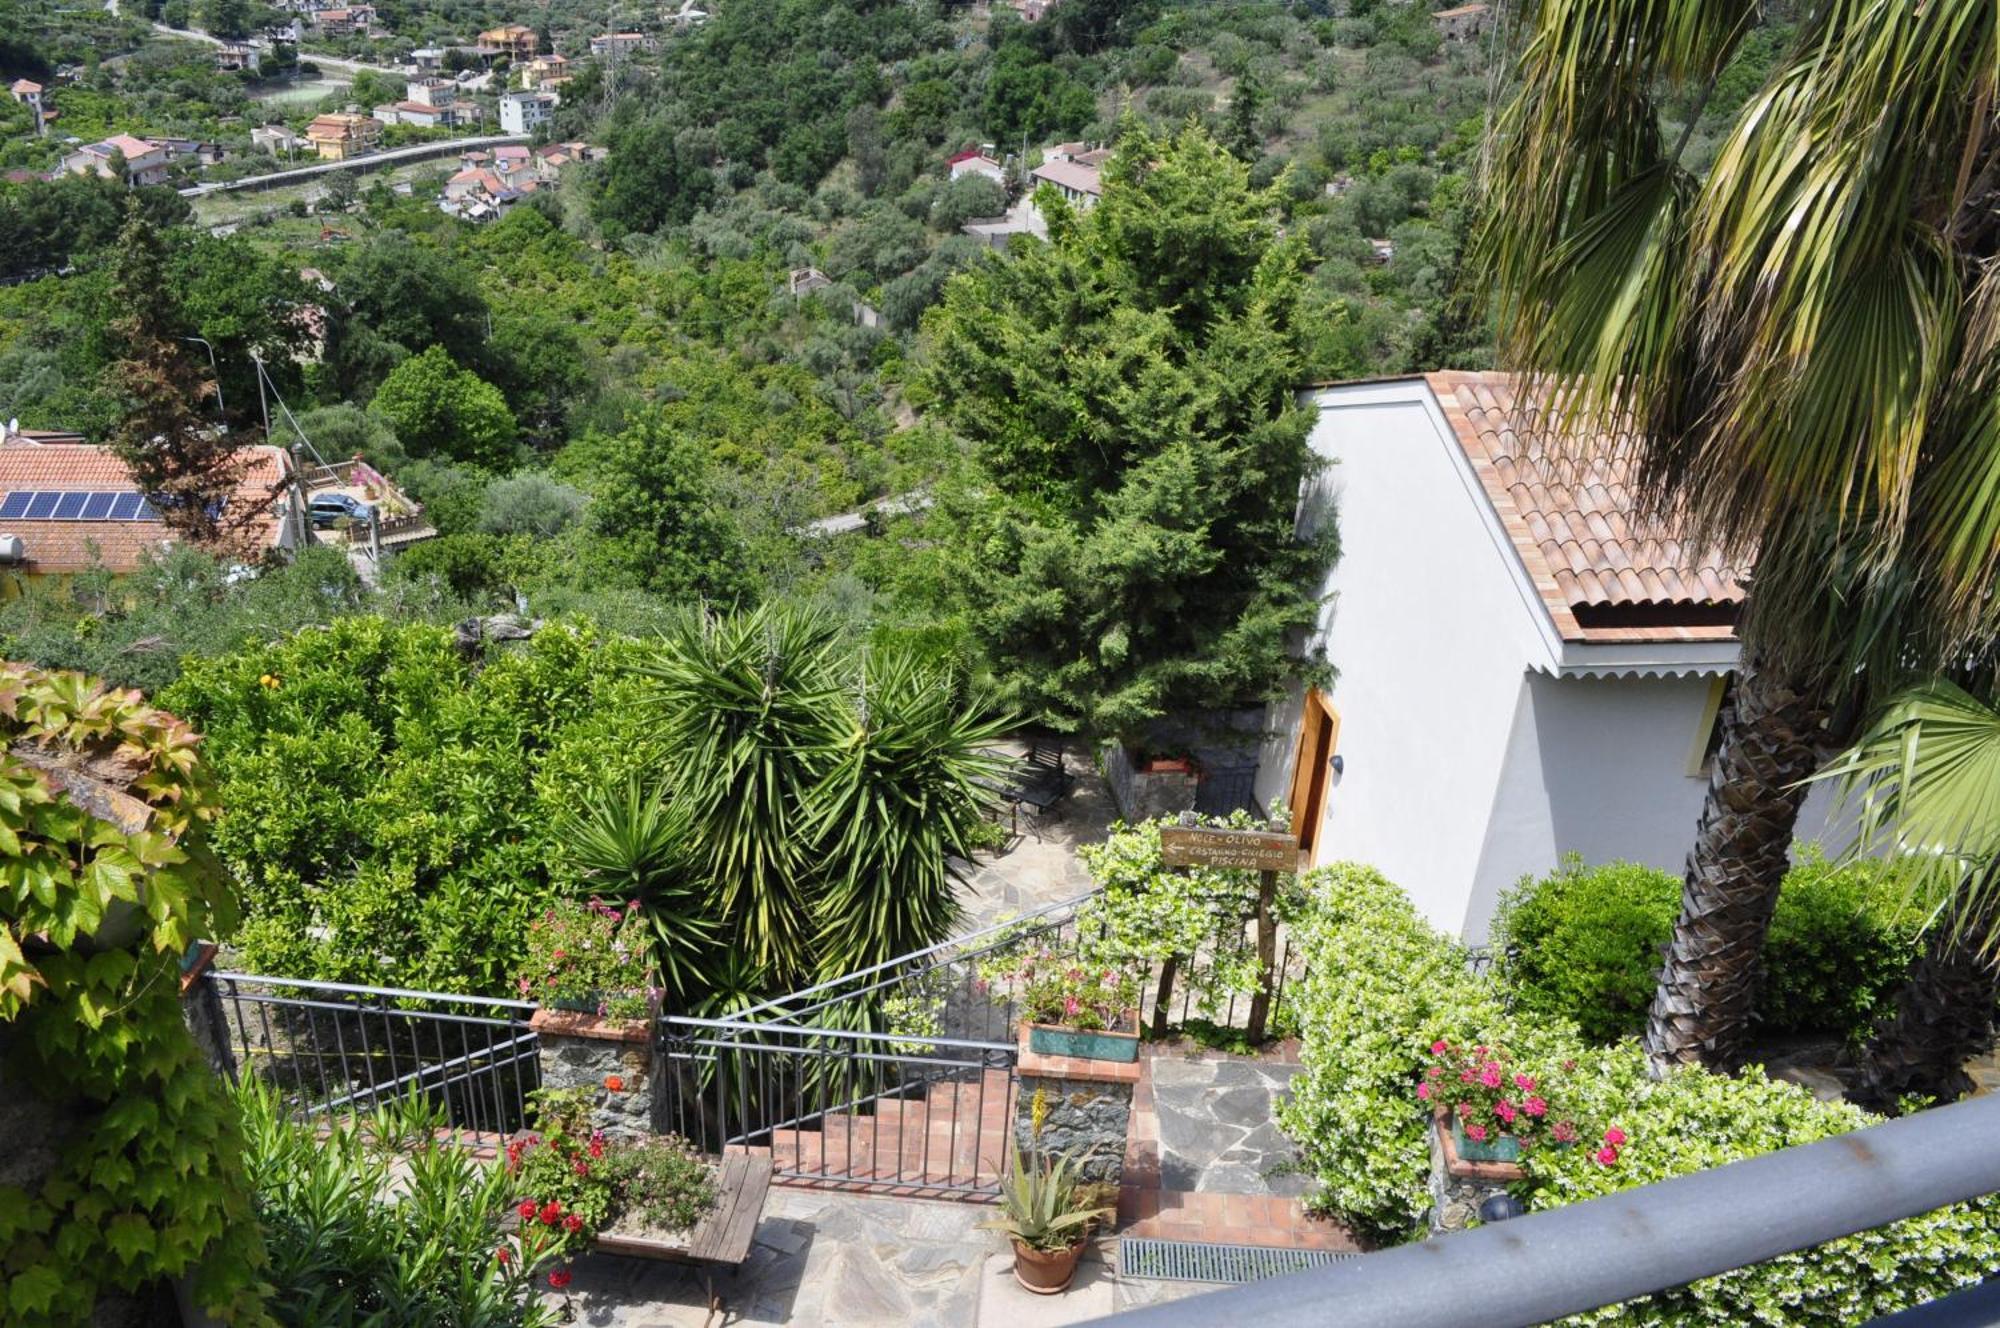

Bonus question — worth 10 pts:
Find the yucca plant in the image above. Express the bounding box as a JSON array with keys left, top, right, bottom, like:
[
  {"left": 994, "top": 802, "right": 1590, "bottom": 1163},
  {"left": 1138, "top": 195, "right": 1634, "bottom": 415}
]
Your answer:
[
  {"left": 981, "top": 1137, "right": 1111, "bottom": 1253},
  {"left": 632, "top": 602, "right": 843, "bottom": 985},
  {"left": 558, "top": 776, "right": 717, "bottom": 1006},
  {"left": 804, "top": 650, "right": 1011, "bottom": 979}
]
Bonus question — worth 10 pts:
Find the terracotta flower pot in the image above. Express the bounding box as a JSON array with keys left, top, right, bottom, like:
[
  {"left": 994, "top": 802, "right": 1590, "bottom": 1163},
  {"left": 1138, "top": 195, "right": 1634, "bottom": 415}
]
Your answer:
[{"left": 1011, "top": 1237, "right": 1085, "bottom": 1294}]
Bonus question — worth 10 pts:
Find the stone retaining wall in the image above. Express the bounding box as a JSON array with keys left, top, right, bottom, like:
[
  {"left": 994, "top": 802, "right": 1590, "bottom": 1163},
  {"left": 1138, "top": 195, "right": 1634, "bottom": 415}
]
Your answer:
[{"left": 529, "top": 1008, "right": 654, "bottom": 1139}]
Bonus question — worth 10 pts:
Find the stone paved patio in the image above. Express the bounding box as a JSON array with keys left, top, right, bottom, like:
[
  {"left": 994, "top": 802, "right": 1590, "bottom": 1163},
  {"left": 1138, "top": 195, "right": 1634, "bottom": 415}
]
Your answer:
[
  {"left": 557, "top": 1187, "right": 1219, "bottom": 1326},
  {"left": 958, "top": 742, "right": 1112, "bottom": 930},
  {"left": 1149, "top": 1056, "right": 1314, "bottom": 1197}
]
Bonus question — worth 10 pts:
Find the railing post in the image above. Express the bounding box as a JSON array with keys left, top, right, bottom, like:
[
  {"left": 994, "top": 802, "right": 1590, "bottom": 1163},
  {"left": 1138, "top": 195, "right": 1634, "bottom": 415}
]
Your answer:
[{"left": 178, "top": 943, "right": 237, "bottom": 1081}]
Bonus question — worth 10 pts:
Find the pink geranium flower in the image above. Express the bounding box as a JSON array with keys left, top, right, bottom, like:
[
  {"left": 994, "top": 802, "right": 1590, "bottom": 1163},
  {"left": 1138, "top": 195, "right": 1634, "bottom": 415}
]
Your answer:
[
  {"left": 1604, "top": 1127, "right": 1627, "bottom": 1146},
  {"left": 1417, "top": 1082, "right": 1433, "bottom": 1100},
  {"left": 1595, "top": 1145, "right": 1619, "bottom": 1166},
  {"left": 1514, "top": 1074, "right": 1535, "bottom": 1092},
  {"left": 1523, "top": 1096, "right": 1547, "bottom": 1118},
  {"left": 1465, "top": 1124, "right": 1488, "bottom": 1142}
]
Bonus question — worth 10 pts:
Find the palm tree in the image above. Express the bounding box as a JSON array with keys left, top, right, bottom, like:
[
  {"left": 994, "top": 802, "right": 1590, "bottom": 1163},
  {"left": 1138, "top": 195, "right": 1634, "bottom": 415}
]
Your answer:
[
  {"left": 1816, "top": 682, "right": 2000, "bottom": 1109},
  {"left": 1478, "top": 0, "right": 2000, "bottom": 1070}
]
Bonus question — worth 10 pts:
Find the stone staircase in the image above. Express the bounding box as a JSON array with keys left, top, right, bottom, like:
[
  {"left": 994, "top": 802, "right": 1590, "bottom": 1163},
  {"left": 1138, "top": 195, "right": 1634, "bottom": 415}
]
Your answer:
[{"left": 726, "top": 1068, "right": 1015, "bottom": 1198}]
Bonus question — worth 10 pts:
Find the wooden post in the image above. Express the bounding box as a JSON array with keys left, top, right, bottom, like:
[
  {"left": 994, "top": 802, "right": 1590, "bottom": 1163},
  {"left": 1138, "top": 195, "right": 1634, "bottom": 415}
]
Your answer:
[
  {"left": 1152, "top": 951, "right": 1180, "bottom": 1039},
  {"left": 1246, "top": 868, "right": 1278, "bottom": 1044}
]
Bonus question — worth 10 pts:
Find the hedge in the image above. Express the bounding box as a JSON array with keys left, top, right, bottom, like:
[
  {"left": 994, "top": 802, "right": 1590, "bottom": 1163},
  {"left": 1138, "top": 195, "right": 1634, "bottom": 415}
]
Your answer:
[
  {"left": 1277, "top": 862, "right": 2000, "bottom": 1324},
  {"left": 1490, "top": 851, "right": 1924, "bottom": 1045}
]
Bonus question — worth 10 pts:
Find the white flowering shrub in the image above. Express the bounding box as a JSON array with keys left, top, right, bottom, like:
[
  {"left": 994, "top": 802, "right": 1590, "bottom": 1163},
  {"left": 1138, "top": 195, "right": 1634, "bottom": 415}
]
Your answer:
[{"left": 1278, "top": 861, "right": 2000, "bottom": 1322}]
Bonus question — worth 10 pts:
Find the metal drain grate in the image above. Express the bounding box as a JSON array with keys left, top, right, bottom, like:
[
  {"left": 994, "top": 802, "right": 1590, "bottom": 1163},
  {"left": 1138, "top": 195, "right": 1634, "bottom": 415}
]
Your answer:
[{"left": 1119, "top": 1236, "right": 1354, "bottom": 1284}]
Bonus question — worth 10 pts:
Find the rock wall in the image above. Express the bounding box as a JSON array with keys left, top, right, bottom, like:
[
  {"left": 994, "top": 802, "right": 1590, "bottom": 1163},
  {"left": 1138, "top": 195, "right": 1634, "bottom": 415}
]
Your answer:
[
  {"left": 1015, "top": 1074, "right": 1133, "bottom": 1185},
  {"left": 530, "top": 1009, "right": 654, "bottom": 1140}
]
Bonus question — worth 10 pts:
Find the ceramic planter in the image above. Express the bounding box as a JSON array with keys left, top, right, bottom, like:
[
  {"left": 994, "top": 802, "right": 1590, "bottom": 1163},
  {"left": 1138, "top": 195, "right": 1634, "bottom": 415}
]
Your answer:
[
  {"left": 1026, "top": 1012, "right": 1140, "bottom": 1062},
  {"left": 1011, "top": 1237, "right": 1085, "bottom": 1294},
  {"left": 1452, "top": 1117, "right": 1524, "bottom": 1164}
]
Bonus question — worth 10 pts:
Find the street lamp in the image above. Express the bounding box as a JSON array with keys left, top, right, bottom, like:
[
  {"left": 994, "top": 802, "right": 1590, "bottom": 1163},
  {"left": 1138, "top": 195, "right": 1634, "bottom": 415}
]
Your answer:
[{"left": 178, "top": 336, "right": 225, "bottom": 420}]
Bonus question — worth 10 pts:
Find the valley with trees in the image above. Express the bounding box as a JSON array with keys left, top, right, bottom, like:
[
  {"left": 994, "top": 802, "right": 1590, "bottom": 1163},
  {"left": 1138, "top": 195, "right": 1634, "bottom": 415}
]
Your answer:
[{"left": 15, "top": 1, "right": 2000, "bottom": 1325}]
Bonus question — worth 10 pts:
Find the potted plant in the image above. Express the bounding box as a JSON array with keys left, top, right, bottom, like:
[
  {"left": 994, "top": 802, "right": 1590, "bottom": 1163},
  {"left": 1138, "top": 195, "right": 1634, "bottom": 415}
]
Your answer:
[
  {"left": 506, "top": 1085, "right": 719, "bottom": 1283},
  {"left": 1418, "top": 1041, "right": 1617, "bottom": 1165},
  {"left": 514, "top": 898, "right": 654, "bottom": 1022},
  {"left": 1004, "top": 946, "right": 1143, "bottom": 1061},
  {"left": 982, "top": 1139, "right": 1112, "bottom": 1294}
]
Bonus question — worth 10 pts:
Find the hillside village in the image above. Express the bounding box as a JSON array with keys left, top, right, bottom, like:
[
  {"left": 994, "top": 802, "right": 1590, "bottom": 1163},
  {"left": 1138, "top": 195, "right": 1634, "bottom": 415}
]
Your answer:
[{"left": 10, "top": 2, "right": 2000, "bottom": 1327}]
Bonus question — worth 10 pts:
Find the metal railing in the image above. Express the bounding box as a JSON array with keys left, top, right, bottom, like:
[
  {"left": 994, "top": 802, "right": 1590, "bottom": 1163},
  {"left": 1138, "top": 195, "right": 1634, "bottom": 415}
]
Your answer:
[
  {"left": 204, "top": 971, "right": 541, "bottom": 1140},
  {"left": 659, "top": 1014, "right": 1018, "bottom": 1198},
  {"left": 1094, "top": 1091, "right": 2000, "bottom": 1328}
]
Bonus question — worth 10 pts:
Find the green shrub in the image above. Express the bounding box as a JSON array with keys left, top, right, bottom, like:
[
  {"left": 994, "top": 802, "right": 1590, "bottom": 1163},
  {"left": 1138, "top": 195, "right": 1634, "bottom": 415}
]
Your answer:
[
  {"left": 1524, "top": 1042, "right": 2000, "bottom": 1326},
  {"left": 1491, "top": 852, "right": 1924, "bottom": 1045},
  {"left": 1279, "top": 860, "right": 2000, "bottom": 1324},
  {"left": 1274, "top": 862, "right": 1579, "bottom": 1241},
  {"left": 238, "top": 1083, "right": 563, "bottom": 1326}
]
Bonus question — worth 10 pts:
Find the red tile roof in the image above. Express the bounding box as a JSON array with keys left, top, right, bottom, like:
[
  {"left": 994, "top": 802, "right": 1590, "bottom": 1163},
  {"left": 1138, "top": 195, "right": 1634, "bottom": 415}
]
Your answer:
[
  {"left": 1424, "top": 370, "right": 1744, "bottom": 645},
  {"left": 0, "top": 440, "right": 292, "bottom": 575}
]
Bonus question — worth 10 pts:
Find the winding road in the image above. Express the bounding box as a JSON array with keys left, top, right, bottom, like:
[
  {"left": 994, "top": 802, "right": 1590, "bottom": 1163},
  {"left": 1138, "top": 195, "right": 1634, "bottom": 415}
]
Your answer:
[{"left": 148, "top": 21, "right": 407, "bottom": 78}]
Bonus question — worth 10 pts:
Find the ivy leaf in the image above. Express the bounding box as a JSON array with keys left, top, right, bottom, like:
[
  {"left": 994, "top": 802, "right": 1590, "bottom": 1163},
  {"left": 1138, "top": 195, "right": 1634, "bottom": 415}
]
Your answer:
[
  {"left": 8, "top": 1265, "right": 64, "bottom": 1318},
  {"left": 105, "top": 1215, "right": 156, "bottom": 1266}
]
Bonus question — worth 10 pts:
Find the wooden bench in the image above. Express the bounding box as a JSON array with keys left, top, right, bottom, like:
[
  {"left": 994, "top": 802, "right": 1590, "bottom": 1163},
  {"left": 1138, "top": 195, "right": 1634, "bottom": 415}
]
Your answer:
[{"left": 590, "top": 1153, "right": 775, "bottom": 1327}]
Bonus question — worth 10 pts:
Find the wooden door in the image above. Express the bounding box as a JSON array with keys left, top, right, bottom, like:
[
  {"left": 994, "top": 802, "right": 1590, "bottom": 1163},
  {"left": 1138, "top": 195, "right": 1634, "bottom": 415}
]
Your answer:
[{"left": 1287, "top": 689, "right": 1340, "bottom": 865}]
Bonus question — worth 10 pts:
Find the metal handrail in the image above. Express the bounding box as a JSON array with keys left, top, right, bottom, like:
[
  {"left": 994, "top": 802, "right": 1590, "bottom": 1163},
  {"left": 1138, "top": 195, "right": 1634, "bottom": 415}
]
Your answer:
[
  {"left": 1092, "top": 1091, "right": 2000, "bottom": 1328},
  {"left": 212, "top": 969, "right": 539, "bottom": 1011},
  {"left": 661, "top": 1012, "right": 1016, "bottom": 1053},
  {"left": 723, "top": 885, "right": 1103, "bottom": 1024}
]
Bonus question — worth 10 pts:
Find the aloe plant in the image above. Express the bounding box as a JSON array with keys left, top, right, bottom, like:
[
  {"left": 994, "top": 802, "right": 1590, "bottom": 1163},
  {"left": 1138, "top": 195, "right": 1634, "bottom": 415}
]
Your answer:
[{"left": 981, "top": 1139, "right": 1112, "bottom": 1253}]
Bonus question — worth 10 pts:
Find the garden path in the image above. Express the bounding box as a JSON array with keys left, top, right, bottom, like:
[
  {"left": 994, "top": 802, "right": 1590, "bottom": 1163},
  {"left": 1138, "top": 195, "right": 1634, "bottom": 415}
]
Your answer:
[{"left": 958, "top": 742, "right": 1112, "bottom": 930}]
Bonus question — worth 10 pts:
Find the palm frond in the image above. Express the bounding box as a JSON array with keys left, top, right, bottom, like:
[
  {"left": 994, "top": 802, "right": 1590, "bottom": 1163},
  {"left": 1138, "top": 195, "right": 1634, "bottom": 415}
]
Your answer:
[{"left": 1815, "top": 681, "right": 2000, "bottom": 948}]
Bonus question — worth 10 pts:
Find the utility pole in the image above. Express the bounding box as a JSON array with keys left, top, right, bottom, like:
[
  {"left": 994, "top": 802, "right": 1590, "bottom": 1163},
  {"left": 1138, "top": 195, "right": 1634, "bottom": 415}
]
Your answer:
[{"left": 251, "top": 350, "right": 271, "bottom": 439}]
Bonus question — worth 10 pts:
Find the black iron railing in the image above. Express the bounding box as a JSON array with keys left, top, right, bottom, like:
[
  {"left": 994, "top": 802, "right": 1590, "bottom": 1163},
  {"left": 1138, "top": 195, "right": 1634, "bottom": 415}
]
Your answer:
[
  {"left": 658, "top": 1015, "right": 1017, "bottom": 1198},
  {"left": 205, "top": 971, "right": 541, "bottom": 1140}
]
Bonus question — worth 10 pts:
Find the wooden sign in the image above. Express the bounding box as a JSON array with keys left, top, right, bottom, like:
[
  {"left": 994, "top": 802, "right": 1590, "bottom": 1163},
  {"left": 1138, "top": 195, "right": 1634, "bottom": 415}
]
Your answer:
[{"left": 1158, "top": 826, "right": 1297, "bottom": 873}]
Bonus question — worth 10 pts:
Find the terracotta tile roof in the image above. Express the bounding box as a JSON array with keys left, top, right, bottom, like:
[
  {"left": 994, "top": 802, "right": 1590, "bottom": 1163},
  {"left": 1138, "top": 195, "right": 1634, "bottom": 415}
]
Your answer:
[
  {"left": 1424, "top": 370, "right": 1744, "bottom": 645},
  {"left": 0, "top": 440, "right": 292, "bottom": 575},
  {"left": 1030, "top": 159, "right": 1102, "bottom": 196}
]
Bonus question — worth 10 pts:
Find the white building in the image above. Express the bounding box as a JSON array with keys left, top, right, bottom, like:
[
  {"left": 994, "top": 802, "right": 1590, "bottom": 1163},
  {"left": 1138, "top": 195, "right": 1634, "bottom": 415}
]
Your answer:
[
  {"left": 948, "top": 150, "right": 1006, "bottom": 184},
  {"left": 498, "top": 89, "right": 556, "bottom": 135},
  {"left": 60, "top": 134, "right": 171, "bottom": 187},
  {"left": 1256, "top": 371, "right": 1840, "bottom": 941}
]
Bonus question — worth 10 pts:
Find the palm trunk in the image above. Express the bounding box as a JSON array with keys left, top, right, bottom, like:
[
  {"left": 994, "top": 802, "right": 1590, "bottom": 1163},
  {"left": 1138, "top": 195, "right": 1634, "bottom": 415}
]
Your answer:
[
  {"left": 1644, "top": 657, "right": 1829, "bottom": 1072},
  {"left": 1852, "top": 885, "right": 2000, "bottom": 1114}
]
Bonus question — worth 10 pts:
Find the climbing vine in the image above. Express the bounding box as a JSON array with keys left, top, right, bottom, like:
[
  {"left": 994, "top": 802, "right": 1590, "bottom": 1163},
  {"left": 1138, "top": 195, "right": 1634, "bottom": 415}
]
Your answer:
[{"left": 0, "top": 662, "right": 269, "bottom": 1326}]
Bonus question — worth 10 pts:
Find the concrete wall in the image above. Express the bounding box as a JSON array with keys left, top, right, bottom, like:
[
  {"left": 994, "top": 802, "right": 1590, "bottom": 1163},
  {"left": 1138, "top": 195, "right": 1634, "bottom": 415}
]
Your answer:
[{"left": 1258, "top": 386, "right": 1550, "bottom": 932}]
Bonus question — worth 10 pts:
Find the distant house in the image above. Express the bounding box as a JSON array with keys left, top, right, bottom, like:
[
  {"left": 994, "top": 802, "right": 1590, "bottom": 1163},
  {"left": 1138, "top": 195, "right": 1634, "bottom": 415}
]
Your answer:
[
  {"left": 304, "top": 113, "right": 383, "bottom": 161},
  {"left": 1029, "top": 155, "right": 1102, "bottom": 209},
  {"left": 498, "top": 89, "right": 557, "bottom": 135},
  {"left": 314, "top": 5, "right": 376, "bottom": 35},
  {"left": 478, "top": 23, "right": 539, "bottom": 60},
  {"left": 788, "top": 267, "right": 832, "bottom": 297},
  {"left": 947, "top": 150, "right": 1006, "bottom": 184},
  {"left": 1260, "top": 372, "right": 1843, "bottom": 942},
  {"left": 517, "top": 54, "right": 568, "bottom": 88},
  {"left": 588, "top": 31, "right": 653, "bottom": 60},
  {"left": 408, "top": 46, "right": 446, "bottom": 71},
  {"left": 252, "top": 123, "right": 303, "bottom": 156},
  {"left": 214, "top": 41, "right": 261, "bottom": 72},
  {"left": 439, "top": 141, "right": 595, "bottom": 220},
  {"left": 1010, "top": 0, "right": 1054, "bottom": 19},
  {"left": 10, "top": 78, "right": 51, "bottom": 135},
  {"left": 1432, "top": 3, "right": 1492, "bottom": 41},
  {"left": 668, "top": 0, "right": 709, "bottom": 26},
  {"left": 379, "top": 77, "right": 470, "bottom": 128},
  {"left": 158, "top": 137, "right": 227, "bottom": 167},
  {"left": 0, "top": 425, "right": 304, "bottom": 585},
  {"left": 61, "top": 134, "right": 172, "bottom": 187}
]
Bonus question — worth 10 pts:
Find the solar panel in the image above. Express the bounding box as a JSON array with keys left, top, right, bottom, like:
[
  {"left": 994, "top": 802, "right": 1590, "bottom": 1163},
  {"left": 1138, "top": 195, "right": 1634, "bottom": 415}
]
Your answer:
[
  {"left": 109, "top": 493, "right": 143, "bottom": 520},
  {"left": 0, "top": 492, "right": 31, "bottom": 519},
  {"left": 81, "top": 492, "right": 115, "bottom": 520},
  {"left": 135, "top": 497, "right": 162, "bottom": 522},
  {"left": 53, "top": 492, "right": 87, "bottom": 519},
  {"left": 25, "top": 492, "right": 58, "bottom": 519}
]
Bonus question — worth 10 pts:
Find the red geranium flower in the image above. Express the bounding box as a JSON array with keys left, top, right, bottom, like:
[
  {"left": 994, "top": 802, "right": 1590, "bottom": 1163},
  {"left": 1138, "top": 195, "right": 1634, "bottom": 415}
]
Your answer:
[
  {"left": 496, "top": 1246, "right": 512, "bottom": 1266},
  {"left": 564, "top": 1214, "right": 584, "bottom": 1234},
  {"left": 518, "top": 1200, "right": 537, "bottom": 1220},
  {"left": 605, "top": 1075, "right": 625, "bottom": 1093},
  {"left": 539, "top": 1201, "right": 563, "bottom": 1226},
  {"left": 549, "top": 1268, "right": 573, "bottom": 1290}
]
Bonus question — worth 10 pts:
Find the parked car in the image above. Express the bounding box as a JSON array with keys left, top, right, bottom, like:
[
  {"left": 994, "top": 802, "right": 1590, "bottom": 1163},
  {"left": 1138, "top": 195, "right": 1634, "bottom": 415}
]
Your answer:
[{"left": 309, "top": 493, "right": 374, "bottom": 528}]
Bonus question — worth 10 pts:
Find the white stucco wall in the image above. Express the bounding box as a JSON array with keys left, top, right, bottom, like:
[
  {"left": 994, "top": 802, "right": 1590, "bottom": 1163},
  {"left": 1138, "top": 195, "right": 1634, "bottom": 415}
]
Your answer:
[
  {"left": 1262, "top": 381, "right": 1843, "bottom": 942},
  {"left": 1465, "top": 673, "right": 1846, "bottom": 942},
  {"left": 1258, "top": 385, "right": 1552, "bottom": 933}
]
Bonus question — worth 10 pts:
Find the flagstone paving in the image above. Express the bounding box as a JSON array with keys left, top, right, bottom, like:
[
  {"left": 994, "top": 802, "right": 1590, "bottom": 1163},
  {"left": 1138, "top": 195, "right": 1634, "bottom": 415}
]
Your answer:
[{"left": 957, "top": 742, "right": 1111, "bottom": 930}]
